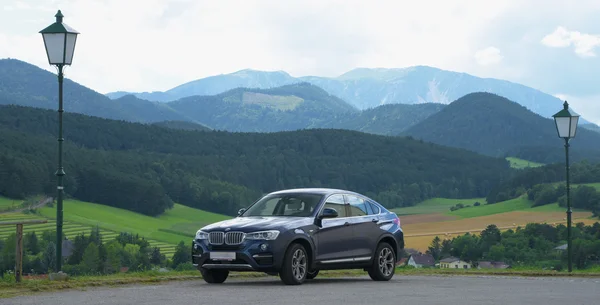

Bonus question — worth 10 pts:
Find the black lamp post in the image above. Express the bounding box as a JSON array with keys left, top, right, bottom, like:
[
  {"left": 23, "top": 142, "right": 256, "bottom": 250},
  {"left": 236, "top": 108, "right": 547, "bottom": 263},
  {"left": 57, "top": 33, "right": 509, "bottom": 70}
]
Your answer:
[
  {"left": 39, "top": 10, "right": 79, "bottom": 273},
  {"left": 552, "top": 100, "right": 579, "bottom": 273}
]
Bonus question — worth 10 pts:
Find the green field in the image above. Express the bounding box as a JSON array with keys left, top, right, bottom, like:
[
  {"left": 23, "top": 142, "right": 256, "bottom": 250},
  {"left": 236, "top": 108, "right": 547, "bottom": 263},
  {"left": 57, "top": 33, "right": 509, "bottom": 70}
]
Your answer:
[
  {"left": 506, "top": 157, "right": 544, "bottom": 169},
  {"left": 38, "top": 200, "right": 229, "bottom": 246},
  {"left": 392, "top": 197, "right": 485, "bottom": 215},
  {"left": 0, "top": 196, "right": 21, "bottom": 211},
  {"left": 447, "top": 196, "right": 533, "bottom": 218}
]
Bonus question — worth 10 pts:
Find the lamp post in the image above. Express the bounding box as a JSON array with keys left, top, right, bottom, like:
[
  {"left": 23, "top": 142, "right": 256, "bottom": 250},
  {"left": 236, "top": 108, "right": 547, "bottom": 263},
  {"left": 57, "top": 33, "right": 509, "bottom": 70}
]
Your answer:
[
  {"left": 39, "top": 10, "right": 79, "bottom": 273},
  {"left": 552, "top": 100, "right": 579, "bottom": 273}
]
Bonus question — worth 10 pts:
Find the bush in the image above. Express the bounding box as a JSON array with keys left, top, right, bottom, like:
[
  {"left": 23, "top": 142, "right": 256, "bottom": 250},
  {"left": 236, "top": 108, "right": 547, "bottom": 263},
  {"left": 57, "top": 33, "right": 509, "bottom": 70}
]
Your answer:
[
  {"left": 474, "top": 202, "right": 481, "bottom": 206},
  {"left": 175, "top": 262, "right": 195, "bottom": 271}
]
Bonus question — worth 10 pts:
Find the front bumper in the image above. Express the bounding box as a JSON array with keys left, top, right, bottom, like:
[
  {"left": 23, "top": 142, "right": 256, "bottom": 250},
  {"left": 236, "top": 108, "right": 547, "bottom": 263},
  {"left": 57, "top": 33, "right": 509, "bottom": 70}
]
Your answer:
[{"left": 191, "top": 238, "right": 283, "bottom": 272}]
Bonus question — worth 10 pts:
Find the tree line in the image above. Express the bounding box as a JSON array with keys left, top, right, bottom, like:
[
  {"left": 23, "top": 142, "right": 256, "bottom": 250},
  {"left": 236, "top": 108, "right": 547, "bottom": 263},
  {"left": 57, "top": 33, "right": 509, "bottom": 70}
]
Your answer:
[
  {"left": 0, "top": 228, "right": 192, "bottom": 277},
  {"left": 426, "top": 222, "right": 600, "bottom": 270},
  {"left": 486, "top": 161, "right": 600, "bottom": 215},
  {"left": 0, "top": 105, "right": 513, "bottom": 216}
]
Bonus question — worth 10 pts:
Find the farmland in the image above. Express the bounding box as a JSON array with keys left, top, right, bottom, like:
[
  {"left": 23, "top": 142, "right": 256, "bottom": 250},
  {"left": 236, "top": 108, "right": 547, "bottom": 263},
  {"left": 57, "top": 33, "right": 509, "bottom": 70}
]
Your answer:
[
  {"left": 37, "top": 199, "right": 229, "bottom": 245},
  {"left": 2, "top": 180, "right": 599, "bottom": 256},
  {"left": 392, "top": 198, "right": 485, "bottom": 216},
  {"left": 396, "top": 182, "right": 600, "bottom": 252},
  {"left": 1, "top": 199, "right": 229, "bottom": 257}
]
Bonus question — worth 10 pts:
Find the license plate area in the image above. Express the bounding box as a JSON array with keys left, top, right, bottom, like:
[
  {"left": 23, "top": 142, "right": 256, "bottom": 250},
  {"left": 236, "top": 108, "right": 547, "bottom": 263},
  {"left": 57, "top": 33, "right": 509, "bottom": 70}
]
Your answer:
[{"left": 209, "top": 251, "right": 236, "bottom": 261}]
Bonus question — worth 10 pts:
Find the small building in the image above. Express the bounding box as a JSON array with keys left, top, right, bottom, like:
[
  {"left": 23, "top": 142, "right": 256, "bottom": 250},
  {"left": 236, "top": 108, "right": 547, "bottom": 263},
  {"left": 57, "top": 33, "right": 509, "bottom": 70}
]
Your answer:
[
  {"left": 478, "top": 261, "right": 511, "bottom": 269},
  {"left": 407, "top": 253, "right": 435, "bottom": 268},
  {"left": 439, "top": 257, "right": 472, "bottom": 269}
]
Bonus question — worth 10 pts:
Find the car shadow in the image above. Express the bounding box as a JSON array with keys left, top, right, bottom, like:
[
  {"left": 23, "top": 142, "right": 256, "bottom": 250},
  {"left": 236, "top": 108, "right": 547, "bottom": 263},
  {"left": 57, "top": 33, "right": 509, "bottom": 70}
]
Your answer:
[{"left": 202, "top": 276, "right": 401, "bottom": 287}]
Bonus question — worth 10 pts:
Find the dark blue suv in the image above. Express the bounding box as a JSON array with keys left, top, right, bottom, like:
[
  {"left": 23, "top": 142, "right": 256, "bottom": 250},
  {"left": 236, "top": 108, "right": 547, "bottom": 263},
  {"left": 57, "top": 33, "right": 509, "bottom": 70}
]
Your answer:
[{"left": 191, "top": 188, "right": 404, "bottom": 285}]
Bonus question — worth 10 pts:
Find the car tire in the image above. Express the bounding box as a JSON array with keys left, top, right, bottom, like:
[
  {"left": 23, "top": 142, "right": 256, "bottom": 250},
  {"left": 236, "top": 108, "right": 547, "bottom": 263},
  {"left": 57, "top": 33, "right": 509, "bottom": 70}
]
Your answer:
[
  {"left": 200, "top": 268, "right": 229, "bottom": 284},
  {"left": 279, "top": 243, "right": 308, "bottom": 285},
  {"left": 306, "top": 269, "right": 319, "bottom": 280},
  {"left": 367, "top": 242, "right": 395, "bottom": 281}
]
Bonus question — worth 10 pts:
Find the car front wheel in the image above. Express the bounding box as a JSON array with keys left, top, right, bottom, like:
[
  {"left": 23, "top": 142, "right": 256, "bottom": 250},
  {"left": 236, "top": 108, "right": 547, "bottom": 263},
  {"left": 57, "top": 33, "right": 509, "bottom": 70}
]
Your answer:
[
  {"left": 279, "top": 243, "right": 308, "bottom": 285},
  {"left": 200, "top": 268, "right": 229, "bottom": 284},
  {"left": 367, "top": 242, "right": 395, "bottom": 281}
]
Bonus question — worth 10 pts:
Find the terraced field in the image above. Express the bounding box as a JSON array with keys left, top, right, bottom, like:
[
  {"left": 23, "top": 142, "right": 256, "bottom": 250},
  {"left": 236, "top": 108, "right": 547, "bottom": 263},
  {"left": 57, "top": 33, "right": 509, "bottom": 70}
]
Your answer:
[{"left": 0, "top": 212, "right": 176, "bottom": 257}]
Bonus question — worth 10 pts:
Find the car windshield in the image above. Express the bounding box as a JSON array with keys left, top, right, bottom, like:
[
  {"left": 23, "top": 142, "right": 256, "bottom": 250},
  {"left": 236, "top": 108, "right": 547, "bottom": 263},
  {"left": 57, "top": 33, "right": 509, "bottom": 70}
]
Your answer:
[{"left": 241, "top": 193, "right": 324, "bottom": 217}]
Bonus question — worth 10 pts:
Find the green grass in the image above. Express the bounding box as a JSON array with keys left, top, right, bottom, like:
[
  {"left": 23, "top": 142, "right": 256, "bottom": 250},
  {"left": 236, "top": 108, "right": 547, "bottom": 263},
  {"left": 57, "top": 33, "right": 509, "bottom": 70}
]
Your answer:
[
  {"left": 392, "top": 198, "right": 485, "bottom": 215},
  {"left": 447, "top": 196, "right": 532, "bottom": 218},
  {"left": 0, "top": 196, "right": 22, "bottom": 211},
  {"left": 506, "top": 157, "right": 544, "bottom": 169},
  {"left": 38, "top": 200, "right": 229, "bottom": 246}
]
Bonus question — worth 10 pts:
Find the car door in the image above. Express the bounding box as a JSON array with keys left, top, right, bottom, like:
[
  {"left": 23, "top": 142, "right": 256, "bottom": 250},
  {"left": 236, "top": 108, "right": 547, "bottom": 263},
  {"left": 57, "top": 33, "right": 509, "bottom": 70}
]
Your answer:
[
  {"left": 346, "top": 194, "right": 380, "bottom": 260},
  {"left": 313, "top": 194, "right": 354, "bottom": 262}
]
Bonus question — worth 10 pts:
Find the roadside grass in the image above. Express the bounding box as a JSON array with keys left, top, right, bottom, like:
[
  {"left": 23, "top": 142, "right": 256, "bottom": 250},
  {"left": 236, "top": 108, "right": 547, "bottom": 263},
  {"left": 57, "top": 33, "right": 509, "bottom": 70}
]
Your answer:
[
  {"left": 392, "top": 198, "right": 485, "bottom": 215},
  {"left": 506, "top": 157, "right": 544, "bottom": 169},
  {"left": 2, "top": 266, "right": 599, "bottom": 298},
  {"left": 38, "top": 200, "right": 229, "bottom": 246}
]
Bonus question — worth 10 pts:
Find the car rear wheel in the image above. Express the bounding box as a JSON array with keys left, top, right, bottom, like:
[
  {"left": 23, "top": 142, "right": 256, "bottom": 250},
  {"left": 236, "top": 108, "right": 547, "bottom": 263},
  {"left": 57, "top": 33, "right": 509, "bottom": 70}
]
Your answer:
[
  {"left": 367, "top": 242, "right": 395, "bottom": 281},
  {"left": 306, "top": 269, "right": 319, "bottom": 279},
  {"left": 279, "top": 243, "right": 308, "bottom": 285},
  {"left": 200, "top": 268, "right": 229, "bottom": 284}
]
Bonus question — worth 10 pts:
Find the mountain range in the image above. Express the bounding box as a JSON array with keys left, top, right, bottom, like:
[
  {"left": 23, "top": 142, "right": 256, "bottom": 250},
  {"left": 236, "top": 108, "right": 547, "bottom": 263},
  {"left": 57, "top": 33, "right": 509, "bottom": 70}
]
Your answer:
[
  {"left": 106, "top": 65, "right": 591, "bottom": 123},
  {"left": 2, "top": 57, "right": 600, "bottom": 165}
]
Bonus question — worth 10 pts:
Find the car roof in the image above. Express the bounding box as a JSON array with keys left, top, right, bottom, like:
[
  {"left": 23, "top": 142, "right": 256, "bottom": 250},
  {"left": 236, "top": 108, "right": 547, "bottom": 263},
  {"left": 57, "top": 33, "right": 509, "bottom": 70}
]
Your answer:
[{"left": 267, "top": 188, "right": 364, "bottom": 197}]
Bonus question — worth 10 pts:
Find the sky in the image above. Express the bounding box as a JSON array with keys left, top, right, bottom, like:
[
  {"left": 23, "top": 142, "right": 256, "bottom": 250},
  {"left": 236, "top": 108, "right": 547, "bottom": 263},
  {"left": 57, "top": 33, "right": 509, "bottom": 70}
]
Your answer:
[{"left": 1, "top": 0, "right": 599, "bottom": 124}]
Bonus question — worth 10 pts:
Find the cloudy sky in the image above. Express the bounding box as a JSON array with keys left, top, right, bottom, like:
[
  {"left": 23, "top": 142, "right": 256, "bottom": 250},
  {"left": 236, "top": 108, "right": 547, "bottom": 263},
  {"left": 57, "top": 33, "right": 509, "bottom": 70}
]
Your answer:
[{"left": 1, "top": 0, "right": 599, "bottom": 123}]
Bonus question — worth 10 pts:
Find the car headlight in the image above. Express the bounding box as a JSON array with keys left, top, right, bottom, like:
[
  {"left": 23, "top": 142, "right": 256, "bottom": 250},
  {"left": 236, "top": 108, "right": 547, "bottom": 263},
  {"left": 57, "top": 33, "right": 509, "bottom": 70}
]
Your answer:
[
  {"left": 195, "top": 230, "right": 208, "bottom": 240},
  {"left": 245, "top": 230, "right": 280, "bottom": 240}
]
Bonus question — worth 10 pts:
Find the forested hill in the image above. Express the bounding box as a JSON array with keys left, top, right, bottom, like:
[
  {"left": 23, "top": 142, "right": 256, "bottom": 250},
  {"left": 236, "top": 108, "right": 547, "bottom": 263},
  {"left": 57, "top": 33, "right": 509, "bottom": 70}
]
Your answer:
[
  {"left": 165, "top": 82, "right": 358, "bottom": 132},
  {"left": 0, "top": 105, "right": 513, "bottom": 216},
  {"left": 402, "top": 92, "right": 600, "bottom": 163}
]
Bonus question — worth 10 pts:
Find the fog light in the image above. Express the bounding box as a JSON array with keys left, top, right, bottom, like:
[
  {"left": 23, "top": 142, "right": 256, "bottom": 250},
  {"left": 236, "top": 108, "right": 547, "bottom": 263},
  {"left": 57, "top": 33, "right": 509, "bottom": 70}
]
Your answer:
[{"left": 260, "top": 243, "right": 268, "bottom": 251}]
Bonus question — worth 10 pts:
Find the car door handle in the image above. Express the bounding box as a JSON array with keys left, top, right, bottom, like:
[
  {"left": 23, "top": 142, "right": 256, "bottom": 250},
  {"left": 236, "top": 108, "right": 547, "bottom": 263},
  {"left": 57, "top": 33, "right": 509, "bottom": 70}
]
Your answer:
[
  {"left": 371, "top": 219, "right": 378, "bottom": 223},
  {"left": 344, "top": 222, "right": 350, "bottom": 226}
]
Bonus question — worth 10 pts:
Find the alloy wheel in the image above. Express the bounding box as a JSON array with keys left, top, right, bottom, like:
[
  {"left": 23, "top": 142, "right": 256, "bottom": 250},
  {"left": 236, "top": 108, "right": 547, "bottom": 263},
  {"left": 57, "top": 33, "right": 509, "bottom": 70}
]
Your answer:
[
  {"left": 291, "top": 248, "right": 307, "bottom": 280},
  {"left": 378, "top": 247, "right": 394, "bottom": 276}
]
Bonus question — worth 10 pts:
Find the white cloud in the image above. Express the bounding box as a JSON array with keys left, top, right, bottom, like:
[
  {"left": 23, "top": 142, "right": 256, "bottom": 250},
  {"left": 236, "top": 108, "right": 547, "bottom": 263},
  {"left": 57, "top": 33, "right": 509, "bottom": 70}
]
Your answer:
[
  {"left": 474, "top": 47, "right": 503, "bottom": 66},
  {"left": 542, "top": 26, "right": 600, "bottom": 57},
  {"left": 0, "top": 0, "right": 518, "bottom": 93}
]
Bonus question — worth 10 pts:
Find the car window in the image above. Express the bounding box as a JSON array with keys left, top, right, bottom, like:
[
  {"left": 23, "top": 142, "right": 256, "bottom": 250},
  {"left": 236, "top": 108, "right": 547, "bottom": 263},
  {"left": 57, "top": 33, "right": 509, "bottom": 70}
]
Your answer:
[
  {"left": 242, "top": 193, "right": 323, "bottom": 217},
  {"left": 369, "top": 201, "right": 381, "bottom": 214},
  {"left": 346, "top": 195, "right": 368, "bottom": 216},
  {"left": 321, "top": 194, "right": 348, "bottom": 217}
]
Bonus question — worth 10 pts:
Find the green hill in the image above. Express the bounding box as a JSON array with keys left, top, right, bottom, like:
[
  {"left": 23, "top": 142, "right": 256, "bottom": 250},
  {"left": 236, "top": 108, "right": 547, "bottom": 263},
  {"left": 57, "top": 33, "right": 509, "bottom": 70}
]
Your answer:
[
  {"left": 0, "top": 104, "right": 514, "bottom": 216},
  {"left": 0, "top": 200, "right": 229, "bottom": 256},
  {"left": 38, "top": 200, "right": 228, "bottom": 244},
  {"left": 166, "top": 83, "right": 358, "bottom": 132},
  {"left": 323, "top": 103, "right": 445, "bottom": 135},
  {"left": 402, "top": 92, "right": 600, "bottom": 163}
]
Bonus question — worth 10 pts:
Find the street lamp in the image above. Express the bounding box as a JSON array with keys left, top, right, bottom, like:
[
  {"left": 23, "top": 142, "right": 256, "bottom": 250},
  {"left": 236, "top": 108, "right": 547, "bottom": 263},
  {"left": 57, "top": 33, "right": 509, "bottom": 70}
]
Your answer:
[
  {"left": 552, "top": 100, "right": 579, "bottom": 273},
  {"left": 39, "top": 10, "right": 79, "bottom": 273}
]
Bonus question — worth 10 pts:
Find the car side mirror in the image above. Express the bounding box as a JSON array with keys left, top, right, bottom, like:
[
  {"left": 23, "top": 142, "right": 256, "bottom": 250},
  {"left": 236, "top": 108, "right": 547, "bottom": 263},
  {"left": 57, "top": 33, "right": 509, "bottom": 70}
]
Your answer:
[
  {"left": 237, "top": 208, "right": 246, "bottom": 216},
  {"left": 319, "top": 207, "right": 338, "bottom": 219}
]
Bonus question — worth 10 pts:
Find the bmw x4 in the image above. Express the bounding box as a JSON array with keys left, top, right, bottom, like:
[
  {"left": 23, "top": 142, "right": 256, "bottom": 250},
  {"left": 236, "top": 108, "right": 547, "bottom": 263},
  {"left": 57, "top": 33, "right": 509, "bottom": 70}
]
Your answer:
[{"left": 191, "top": 188, "right": 404, "bottom": 285}]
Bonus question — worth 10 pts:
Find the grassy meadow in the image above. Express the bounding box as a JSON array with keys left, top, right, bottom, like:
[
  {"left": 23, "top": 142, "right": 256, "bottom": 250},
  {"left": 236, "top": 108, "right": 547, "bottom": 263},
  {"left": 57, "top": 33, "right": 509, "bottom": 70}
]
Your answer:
[{"left": 506, "top": 157, "right": 544, "bottom": 169}]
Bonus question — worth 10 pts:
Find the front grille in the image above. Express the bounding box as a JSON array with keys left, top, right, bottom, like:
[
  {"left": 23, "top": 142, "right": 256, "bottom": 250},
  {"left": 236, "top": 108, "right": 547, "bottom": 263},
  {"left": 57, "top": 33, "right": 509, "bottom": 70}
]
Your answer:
[
  {"left": 225, "top": 231, "right": 245, "bottom": 245},
  {"left": 208, "top": 231, "right": 245, "bottom": 245},
  {"left": 209, "top": 232, "right": 224, "bottom": 245}
]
